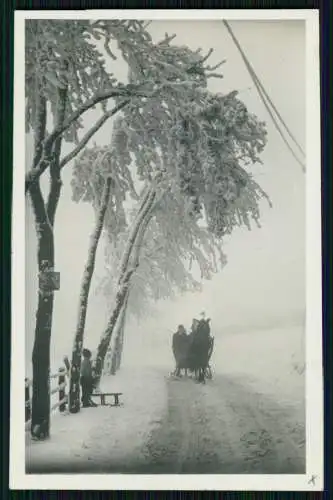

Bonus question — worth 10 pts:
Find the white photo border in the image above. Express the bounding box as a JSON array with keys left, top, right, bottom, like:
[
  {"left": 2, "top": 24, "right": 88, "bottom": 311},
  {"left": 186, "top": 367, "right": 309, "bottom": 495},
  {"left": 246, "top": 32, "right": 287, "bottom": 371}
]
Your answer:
[{"left": 10, "top": 9, "right": 323, "bottom": 491}]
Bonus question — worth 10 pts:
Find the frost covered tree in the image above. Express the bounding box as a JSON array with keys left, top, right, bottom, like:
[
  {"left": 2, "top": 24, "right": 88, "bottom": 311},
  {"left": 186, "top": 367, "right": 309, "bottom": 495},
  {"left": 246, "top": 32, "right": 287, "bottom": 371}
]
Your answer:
[
  {"left": 26, "top": 18, "right": 269, "bottom": 432},
  {"left": 100, "top": 194, "right": 223, "bottom": 375},
  {"left": 25, "top": 19, "right": 222, "bottom": 436},
  {"left": 68, "top": 130, "right": 135, "bottom": 412},
  {"left": 25, "top": 19, "right": 127, "bottom": 438},
  {"left": 90, "top": 82, "right": 270, "bottom": 383},
  {"left": 67, "top": 37, "right": 227, "bottom": 390}
]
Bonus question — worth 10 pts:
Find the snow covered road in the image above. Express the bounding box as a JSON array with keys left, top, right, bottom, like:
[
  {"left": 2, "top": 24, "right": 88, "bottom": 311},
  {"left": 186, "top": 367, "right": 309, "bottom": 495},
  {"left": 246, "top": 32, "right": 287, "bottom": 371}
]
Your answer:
[
  {"left": 140, "top": 373, "right": 305, "bottom": 474},
  {"left": 26, "top": 367, "right": 305, "bottom": 474}
]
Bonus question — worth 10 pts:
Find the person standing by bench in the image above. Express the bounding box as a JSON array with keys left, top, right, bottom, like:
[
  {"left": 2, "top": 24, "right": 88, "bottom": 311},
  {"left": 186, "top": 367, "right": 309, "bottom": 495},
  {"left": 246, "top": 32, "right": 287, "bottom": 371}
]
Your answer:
[{"left": 80, "top": 349, "right": 97, "bottom": 408}]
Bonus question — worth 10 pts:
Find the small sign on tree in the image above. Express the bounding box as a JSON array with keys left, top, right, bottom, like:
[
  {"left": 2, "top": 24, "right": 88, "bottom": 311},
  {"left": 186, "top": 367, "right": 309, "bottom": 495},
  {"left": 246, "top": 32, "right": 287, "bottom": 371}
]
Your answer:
[{"left": 39, "top": 271, "right": 60, "bottom": 292}]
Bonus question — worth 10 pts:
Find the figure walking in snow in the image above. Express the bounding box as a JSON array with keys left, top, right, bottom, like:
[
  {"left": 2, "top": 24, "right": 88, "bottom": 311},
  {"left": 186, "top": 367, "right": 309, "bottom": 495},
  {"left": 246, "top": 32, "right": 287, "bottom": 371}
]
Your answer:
[{"left": 80, "top": 349, "right": 97, "bottom": 408}]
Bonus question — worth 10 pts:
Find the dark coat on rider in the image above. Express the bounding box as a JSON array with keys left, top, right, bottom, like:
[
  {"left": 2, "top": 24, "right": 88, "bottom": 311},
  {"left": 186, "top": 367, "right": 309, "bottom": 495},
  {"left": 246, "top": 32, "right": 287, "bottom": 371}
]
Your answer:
[
  {"left": 172, "top": 332, "right": 189, "bottom": 368},
  {"left": 187, "top": 319, "right": 211, "bottom": 371}
]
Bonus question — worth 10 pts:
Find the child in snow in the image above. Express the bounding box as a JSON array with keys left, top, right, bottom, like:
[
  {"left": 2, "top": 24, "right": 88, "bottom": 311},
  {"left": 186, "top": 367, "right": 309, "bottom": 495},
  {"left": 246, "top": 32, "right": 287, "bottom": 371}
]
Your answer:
[{"left": 80, "top": 349, "right": 97, "bottom": 408}]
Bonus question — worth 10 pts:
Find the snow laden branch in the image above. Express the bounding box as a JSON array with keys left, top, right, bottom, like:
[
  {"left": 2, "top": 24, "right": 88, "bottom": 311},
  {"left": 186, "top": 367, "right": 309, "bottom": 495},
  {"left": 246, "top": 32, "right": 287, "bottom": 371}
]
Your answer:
[
  {"left": 25, "top": 19, "right": 223, "bottom": 192},
  {"left": 66, "top": 19, "right": 269, "bottom": 380},
  {"left": 98, "top": 71, "right": 270, "bottom": 325},
  {"left": 116, "top": 84, "right": 270, "bottom": 239},
  {"left": 26, "top": 96, "right": 131, "bottom": 193},
  {"left": 100, "top": 187, "right": 225, "bottom": 324},
  {"left": 59, "top": 100, "right": 131, "bottom": 170},
  {"left": 27, "top": 19, "right": 227, "bottom": 424}
]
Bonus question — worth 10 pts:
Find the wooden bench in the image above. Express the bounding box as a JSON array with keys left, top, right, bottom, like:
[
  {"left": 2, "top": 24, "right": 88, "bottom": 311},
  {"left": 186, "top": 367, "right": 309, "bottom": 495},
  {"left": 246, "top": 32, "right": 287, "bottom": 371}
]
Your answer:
[{"left": 91, "top": 392, "right": 123, "bottom": 407}]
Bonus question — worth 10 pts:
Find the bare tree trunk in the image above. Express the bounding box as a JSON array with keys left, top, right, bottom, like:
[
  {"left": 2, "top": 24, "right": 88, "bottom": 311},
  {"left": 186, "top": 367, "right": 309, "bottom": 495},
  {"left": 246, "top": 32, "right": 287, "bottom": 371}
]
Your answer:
[
  {"left": 69, "top": 177, "right": 113, "bottom": 413},
  {"left": 118, "top": 186, "right": 155, "bottom": 284},
  {"left": 108, "top": 187, "right": 155, "bottom": 376},
  {"left": 110, "top": 293, "right": 128, "bottom": 374},
  {"left": 93, "top": 269, "right": 136, "bottom": 385},
  {"left": 30, "top": 182, "right": 55, "bottom": 439},
  {"left": 93, "top": 190, "right": 157, "bottom": 385},
  {"left": 30, "top": 85, "right": 67, "bottom": 439},
  {"left": 115, "top": 304, "right": 127, "bottom": 371},
  {"left": 104, "top": 347, "right": 113, "bottom": 375},
  {"left": 46, "top": 86, "right": 67, "bottom": 225},
  {"left": 115, "top": 325, "right": 125, "bottom": 371},
  {"left": 111, "top": 202, "right": 155, "bottom": 375},
  {"left": 100, "top": 188, "right": 154, "bottom": 378}
]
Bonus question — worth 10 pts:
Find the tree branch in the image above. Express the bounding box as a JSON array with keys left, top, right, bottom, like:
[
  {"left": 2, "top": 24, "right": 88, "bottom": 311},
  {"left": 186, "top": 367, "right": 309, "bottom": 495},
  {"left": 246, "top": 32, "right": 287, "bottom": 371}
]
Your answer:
[
  {"left": 33, "top": 90, "right": 47, "bottom": 168},
  {"left": 143, "top": 21, "right": 152, "bottom": 30},
  {"left": 59, "top": 100, "right": 130, "bottom": 170},
  {"left": 157, "top": 33, "right": 177, "bottom": 45},
  {"left": 28, "top": 82, "right": 51, "bottom": 248},
  {"left": 205, "top": 59, "right": 226, "bottom": 72},
  {"left": 29, "top": 180, "right": 49, "bottom": 228},
  {"left": 118, "top": 188, "right": 156, "bottom": 285},
  {"left": 25, "top": 84, "right": 148, "bottom": 192},
  {"left": 46, "top": 86, "right": 68, "bottom": 226},
  {"left": 49, "top": 84, "right": 148, "bottom": 145}
]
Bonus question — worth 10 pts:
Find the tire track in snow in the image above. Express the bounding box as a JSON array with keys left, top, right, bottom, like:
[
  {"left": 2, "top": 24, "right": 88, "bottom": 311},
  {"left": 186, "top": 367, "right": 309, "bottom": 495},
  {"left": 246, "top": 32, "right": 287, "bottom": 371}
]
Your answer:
[
  {"left": 143, "top": 372, "right": 305, "bottom": 474},
  {"left": 206, "top": 375, "right": 305, "bottom": 473}
]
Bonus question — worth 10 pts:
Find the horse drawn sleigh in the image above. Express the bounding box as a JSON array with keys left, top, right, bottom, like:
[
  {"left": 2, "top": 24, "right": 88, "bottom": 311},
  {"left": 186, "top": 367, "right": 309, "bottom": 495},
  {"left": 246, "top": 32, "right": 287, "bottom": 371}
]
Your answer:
[{"left": 172, "top": 317, "right": 214, "bottom": 384}]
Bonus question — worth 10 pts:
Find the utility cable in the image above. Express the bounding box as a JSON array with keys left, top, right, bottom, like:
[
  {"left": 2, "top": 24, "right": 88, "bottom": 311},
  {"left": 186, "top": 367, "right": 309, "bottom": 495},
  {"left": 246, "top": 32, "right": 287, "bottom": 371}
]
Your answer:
[{"left": 223, "top": 20, "right": 306, "bottom": 172}]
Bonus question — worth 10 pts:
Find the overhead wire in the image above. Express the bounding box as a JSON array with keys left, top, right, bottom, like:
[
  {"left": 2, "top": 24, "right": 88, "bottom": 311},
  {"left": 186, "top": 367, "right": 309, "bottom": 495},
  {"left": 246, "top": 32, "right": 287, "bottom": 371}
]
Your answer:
[
  {"left": 222, "top": 20, "right": 306, "bottom": 173},
  {"left": 244, "top": 56, "right": 306, "bottom": 173}
]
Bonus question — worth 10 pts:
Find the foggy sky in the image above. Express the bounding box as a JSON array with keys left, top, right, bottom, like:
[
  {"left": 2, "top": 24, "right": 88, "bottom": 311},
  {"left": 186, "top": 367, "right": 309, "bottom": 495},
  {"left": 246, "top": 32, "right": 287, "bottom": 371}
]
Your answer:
[{"left": 25, "top": 20, "right": 305, "bottom": 372}]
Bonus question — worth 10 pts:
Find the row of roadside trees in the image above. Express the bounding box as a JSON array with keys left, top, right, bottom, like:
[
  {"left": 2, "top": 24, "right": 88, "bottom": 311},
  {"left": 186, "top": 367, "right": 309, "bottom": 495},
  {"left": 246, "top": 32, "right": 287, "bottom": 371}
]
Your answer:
[{"left": 25, "top": 19, "right": 270, "bottom": 439}]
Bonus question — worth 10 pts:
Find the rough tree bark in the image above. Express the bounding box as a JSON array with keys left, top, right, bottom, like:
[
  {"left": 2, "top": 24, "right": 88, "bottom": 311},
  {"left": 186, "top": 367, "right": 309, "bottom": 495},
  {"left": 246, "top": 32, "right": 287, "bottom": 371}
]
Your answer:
[
  {"left": 30, "top": 85, "right": 67, "bottom": 439},
  {"left": 114, "top": 325, "right": 125, "bottom": 371},
  {"left": 104, "top": 187, "right": 155, "bottom": 376},
  {"left": 93, "top": 269, "right": 136, "bottom": 385},
  {"left": 117, "top": 186, "right": 155, "bottom": 284},
  {"left": 93, "top": 189, "right": 157, "bottom": 385},
  {"left": 110, "top": 199, "right": 156, "bottom": 375},
  {"left": 110, "top": 292, "right": 129, "bottom": 375},
  {"left": 46, "top": 86, "right": 67, "bottom": 225},
  {"left": 30, "top": 183, "right": 55, "bottom": 439},
  {"left": 69, "top": 176, "right": 113, "bottom": 413}
]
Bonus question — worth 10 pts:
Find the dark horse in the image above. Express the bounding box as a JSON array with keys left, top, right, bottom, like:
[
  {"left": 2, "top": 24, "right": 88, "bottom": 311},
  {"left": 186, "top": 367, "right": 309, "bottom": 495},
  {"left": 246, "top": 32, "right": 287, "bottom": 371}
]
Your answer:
[{"left": 187, "top": 318, "right": 212, "bottom": 383}]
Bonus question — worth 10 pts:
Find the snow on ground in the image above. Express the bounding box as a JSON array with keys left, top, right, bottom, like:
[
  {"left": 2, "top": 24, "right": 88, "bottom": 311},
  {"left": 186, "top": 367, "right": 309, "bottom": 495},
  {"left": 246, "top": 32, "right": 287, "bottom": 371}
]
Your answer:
[
  {"left": 213, "top": 324, "right": 305, "bottom": 417},
  {"left": 26, "top": 323, "right": 305, "bottom": 472},
  {"left": 26, "top": 367, "right": 167, "bottom": 472},
  {"left": 124, "top": 322, "right": 305, "bottom": 413}
]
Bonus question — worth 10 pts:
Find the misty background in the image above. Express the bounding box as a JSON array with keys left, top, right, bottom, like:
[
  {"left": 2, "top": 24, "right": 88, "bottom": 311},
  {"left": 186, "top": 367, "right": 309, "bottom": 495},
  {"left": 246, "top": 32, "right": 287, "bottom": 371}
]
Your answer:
[{"left": 25, "top": 20, "right": 305, "bottom": 375}]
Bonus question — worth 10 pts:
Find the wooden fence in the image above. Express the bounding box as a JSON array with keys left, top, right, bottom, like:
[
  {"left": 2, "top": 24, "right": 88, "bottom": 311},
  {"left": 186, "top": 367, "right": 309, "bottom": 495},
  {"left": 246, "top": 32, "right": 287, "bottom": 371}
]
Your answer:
[{"left": 25, "top": 356, "right": 70, "bottom": 432}]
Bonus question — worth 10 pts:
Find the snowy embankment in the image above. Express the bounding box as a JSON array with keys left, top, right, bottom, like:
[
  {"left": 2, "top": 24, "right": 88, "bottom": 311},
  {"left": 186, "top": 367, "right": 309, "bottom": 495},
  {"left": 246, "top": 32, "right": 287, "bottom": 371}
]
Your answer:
[
  {"left": 26, "top": 367, "right": 167, "bottom": 473},
  {"left": 213, "top": 324, "right": 305, "bottom": 417}
]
